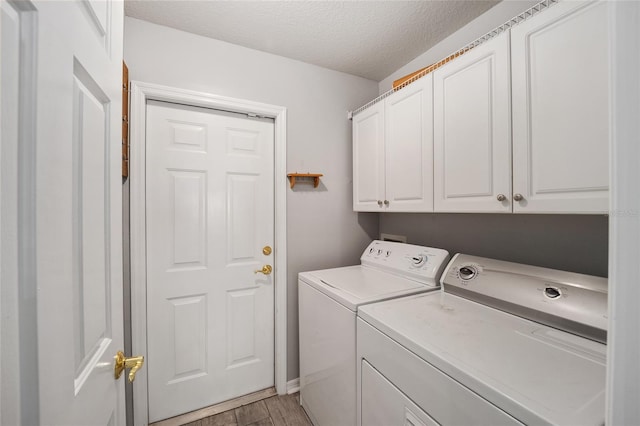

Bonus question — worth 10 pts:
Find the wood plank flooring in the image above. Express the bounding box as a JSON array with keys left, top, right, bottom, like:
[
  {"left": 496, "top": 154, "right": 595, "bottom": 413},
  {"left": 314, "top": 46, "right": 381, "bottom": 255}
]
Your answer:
[{"left": 183, "top": 393, "right": 312, "bottom": 426}]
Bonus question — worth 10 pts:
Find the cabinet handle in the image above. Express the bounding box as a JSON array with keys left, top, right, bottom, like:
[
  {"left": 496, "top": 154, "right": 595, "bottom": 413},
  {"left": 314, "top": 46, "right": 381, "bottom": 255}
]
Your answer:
[
  {"left": 513, "top": 193, "right": 524, "bottom": 202},
  {"left": 497, "top": 194, "right": 506, "bottom": 202},
  {"left": 384, "top": 200, "right": 390, "bottom": 206},
  {"left": 377, "top": 200, "right": 383, "bottom": 206}
]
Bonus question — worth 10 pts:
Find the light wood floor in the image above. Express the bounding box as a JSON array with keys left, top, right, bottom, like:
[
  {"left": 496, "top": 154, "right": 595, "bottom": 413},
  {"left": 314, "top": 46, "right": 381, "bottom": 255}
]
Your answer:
[{"left": 182, "top": 393, "right": 312, "bottom": 426}]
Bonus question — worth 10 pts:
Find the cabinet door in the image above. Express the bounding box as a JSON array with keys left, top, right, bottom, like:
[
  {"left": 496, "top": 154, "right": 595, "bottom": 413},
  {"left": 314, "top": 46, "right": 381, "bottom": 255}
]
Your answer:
[
  {"left": 433, "top": 32, "right": 512, "bottom": 212},
  {"left": 511, "top": 1, "right": 609, "bottom": 213},
  {"left": 353, "top": 102, "right": 385, "bottom": 211},
  {"left": 384, "top": 75, "right": 434, "bottom": 212}
]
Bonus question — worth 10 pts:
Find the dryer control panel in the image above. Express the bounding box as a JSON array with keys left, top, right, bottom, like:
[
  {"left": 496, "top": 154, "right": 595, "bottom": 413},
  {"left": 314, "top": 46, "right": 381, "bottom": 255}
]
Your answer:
[
  {"left": 361, "top": 240, "right": 450, "bottom": 286},
  {"left": 441, "top": 254, "right": 608, "bottom": 343}
]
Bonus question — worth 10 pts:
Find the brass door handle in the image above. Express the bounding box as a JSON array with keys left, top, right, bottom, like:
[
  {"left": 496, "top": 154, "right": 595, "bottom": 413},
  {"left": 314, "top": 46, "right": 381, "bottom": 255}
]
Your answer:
[
  {"left": 114, "top": 350, "right": 144, "bottom": 383},
  {"left": 254, "top": 265, "right": 273, "bottom": 275}
]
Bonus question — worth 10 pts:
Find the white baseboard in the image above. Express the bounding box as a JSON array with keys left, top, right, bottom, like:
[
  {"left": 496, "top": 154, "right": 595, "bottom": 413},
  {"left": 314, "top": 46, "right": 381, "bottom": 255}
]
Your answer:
[{"left": 286, "top": 378, "right": 300, "bottom": 394}]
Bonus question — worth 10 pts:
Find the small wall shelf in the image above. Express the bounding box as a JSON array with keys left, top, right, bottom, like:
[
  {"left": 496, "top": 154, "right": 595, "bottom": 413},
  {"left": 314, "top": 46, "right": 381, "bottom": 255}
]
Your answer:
[{"left": 287, "top": 173, "right": 323, "bottom": 189}]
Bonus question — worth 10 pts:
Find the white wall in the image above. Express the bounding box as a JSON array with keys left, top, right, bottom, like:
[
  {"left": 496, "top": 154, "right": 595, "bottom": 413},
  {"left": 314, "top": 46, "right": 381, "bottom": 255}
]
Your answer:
[
  {"left": 378, "top": 0, "right": 537, "bottom": 94},
  {"left": 123, "top": 17, "right": 379, "bottom": 381}
]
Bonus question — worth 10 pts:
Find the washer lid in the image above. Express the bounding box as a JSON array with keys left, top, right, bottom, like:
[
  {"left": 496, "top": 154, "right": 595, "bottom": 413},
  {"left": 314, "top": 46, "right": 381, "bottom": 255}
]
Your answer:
[
  {"left": 358, "top": 292, "right": 606, "bottom": 426},
  {"left": 299, "top": 266, "right": 433, "bottom": 311}
]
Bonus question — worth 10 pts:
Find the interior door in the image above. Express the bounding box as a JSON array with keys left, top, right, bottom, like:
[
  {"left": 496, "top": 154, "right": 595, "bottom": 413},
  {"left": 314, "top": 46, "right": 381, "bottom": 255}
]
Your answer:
[
  {"left": 29, "top": 0, "right": 126, "bottom": 424},
  {"left": 146, "top": 100, "right": 275, "bottom": 422}
]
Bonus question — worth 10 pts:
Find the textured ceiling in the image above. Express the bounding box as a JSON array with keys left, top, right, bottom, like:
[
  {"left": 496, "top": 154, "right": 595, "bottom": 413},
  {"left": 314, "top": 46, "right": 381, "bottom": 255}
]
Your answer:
[{"left": 124, "top": 1, "right": 500, "bottom": 81}]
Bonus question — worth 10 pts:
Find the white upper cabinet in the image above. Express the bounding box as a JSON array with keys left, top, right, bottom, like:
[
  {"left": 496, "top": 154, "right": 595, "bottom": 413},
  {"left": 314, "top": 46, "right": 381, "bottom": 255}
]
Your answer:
[
  {"left": 511, "top": 1, "right": 610, "bottom": 213},
  {"left": 384, "top": 74, "right": 434, "bottom": 212},
  {"left": 433, "top": 32, "right": 512, "bottom": 213},
  {"left": 353, "top": 76, "right": 433, "bottom": 212},
  {"left": 353, "top": 1, "right": 610, "bottom": 215},
  {"left": 353, "top": 101, "right": 385, "bottom": 211}
]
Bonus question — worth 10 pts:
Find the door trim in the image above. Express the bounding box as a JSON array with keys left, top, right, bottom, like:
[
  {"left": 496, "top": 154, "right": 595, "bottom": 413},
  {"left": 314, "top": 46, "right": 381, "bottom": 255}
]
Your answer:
[
  {"left": 606, "top": 2, "right": 640, "bottom": 423},
  {"left": 0, "top": 2, "right": 39, "bottom": 423},
  {"left": 129, "top": 81, "right": 287, "bottom": 425}
]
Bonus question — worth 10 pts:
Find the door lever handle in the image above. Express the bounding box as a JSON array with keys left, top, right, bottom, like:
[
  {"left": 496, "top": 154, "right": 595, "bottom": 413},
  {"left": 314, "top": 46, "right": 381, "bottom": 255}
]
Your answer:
[
  {"left": 114, "top": 351, "right": 144, "bottom": 383},
  {"left": 254, "top": 265, "right": 273, "bottom": 275}
]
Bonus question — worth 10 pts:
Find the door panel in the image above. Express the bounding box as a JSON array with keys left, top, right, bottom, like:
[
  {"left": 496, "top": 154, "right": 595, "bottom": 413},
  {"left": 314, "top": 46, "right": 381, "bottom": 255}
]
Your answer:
[
  {"left": 228, "top": 175, "right": 260, "bottom": 260},
  {"left": 30, "top": 0, "right": 125, "bottom": 424},
  {"left": 170, "top": 170, "right": 207, "bottom": 267},
  {"left": 168, "top": 294, "right": 208, "bottom": 382},
  {"left": 72, "top": 64, "right": 111, "bottom": 377},
  {"left": 146, "top": 101, "right": 275, "bottom": 422},
  {"left": 227, "top": 288, "right": 259, "bottom": 367},
  {"left": 434, "top": 32, "right": 512, "bottom": 213}
]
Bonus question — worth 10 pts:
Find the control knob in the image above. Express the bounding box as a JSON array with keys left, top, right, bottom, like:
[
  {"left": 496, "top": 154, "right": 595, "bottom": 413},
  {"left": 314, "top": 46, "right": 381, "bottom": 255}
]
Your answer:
[
  {"left": 411, "top": 255, "right": 427, "bottom": 267},
  {"left": 544, "top": 287, "right": 561, "bottom": 299},
  {"left": 458, "top": 266, "right": 477, "bottom": 280}
]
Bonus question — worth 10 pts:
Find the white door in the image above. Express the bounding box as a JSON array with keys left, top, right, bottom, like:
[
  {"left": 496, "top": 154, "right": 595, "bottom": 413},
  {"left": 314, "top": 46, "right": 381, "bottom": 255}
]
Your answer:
[
  {"left": 384, "top": 75, "right": 434, "bottom": 212},
  {"left": 146, "top": 101, "right": 275, "bottom": 422},
  {"left": 353, "top": 102, "right": 385, "bottom": 212},
  {"left": 433, "top": 32, "right": 512, "bottom": 213},
  {"left": 511, "top": 1, "right": 609, "bottom": 213},
  {"left": 24, "top": 0, "right": 125, "bottom": 424}
]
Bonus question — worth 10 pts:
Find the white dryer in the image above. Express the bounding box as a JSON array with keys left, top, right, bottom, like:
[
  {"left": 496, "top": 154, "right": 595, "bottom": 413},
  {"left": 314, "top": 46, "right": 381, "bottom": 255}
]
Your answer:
[
  {"left": 357, "top": 254, "right": 608, "bottom": 426},
  {"left": 298, "top": 240, "right": 450, "bottom": 426}
]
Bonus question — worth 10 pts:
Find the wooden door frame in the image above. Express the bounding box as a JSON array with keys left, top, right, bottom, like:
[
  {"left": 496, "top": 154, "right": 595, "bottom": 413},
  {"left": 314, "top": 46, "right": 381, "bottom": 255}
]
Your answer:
[{"left": 129, "top": 81, "right": 288, "bottom": 425}]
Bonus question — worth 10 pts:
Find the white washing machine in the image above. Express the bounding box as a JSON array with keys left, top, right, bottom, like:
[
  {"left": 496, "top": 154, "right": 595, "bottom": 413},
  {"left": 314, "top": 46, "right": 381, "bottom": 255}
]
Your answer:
[
  {"left": 357, "top": 254, "right": 608, "bottom": 426},
  {"left": 298, "top": 240, "right": 450, "bottom": 426}
]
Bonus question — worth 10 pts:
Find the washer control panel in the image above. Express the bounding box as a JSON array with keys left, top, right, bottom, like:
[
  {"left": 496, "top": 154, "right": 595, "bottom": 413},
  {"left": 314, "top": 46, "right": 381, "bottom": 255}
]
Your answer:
[
  {"left": 441, "top": 253, "right": 609, "bottom": 342},
  {"left": 361, "top": 240, "right": 450, "bottom": 286}
]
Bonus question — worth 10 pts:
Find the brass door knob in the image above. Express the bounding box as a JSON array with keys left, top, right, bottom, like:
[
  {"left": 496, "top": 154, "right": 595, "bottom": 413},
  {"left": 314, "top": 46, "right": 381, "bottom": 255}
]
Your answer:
[
  {"left": 262, "top": 246, "right": 272, "bottom": 256},
  {"left": 255, "top": 265, "right": 273, "bottom": 275},
  {"left": 114, "top": 351, "right": 144, "bottom": 383}
]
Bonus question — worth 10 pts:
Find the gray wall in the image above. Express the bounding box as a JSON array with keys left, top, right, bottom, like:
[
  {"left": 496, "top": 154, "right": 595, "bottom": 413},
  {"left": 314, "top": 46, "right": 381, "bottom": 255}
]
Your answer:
[
  {"left": 380, "top": 213, "right": 608, "bottom": 277},
  {"left": 124, "top": 17, "right": 380, "bottom": 382}
]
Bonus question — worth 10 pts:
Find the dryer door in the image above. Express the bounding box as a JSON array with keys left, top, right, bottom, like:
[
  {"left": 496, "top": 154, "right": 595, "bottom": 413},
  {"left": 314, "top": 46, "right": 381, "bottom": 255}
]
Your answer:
[{"left": 362, "top": 360, "right": 437, "bottom": 426}]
